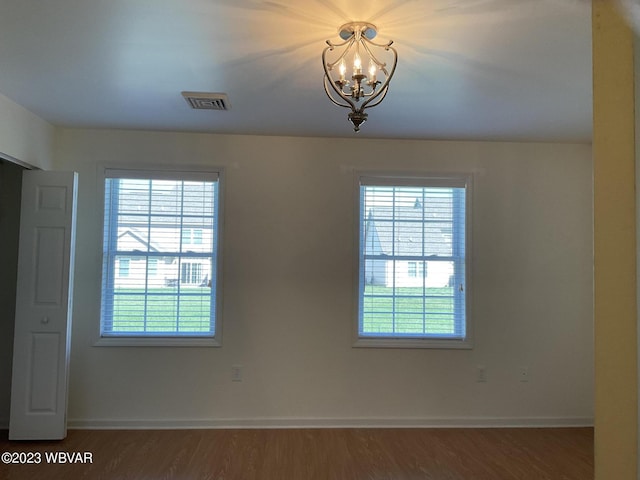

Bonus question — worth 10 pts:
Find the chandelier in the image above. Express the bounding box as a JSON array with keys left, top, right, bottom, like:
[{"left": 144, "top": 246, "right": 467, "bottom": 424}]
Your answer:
[{"left": 322, "top": 22, "right": 398, "bottom": 132}]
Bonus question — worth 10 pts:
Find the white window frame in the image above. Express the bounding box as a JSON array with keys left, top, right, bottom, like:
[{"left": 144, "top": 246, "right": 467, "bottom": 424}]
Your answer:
[
  {"left": 354, "top": 172, "right": 473, "bottom": 349},
  {"left": 95, "top": 166, "right": 224, "bottom": 347}
]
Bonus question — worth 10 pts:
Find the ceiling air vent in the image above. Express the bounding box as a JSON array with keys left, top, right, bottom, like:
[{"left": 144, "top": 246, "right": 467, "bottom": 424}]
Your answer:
[{"left": 181, "top": 92, "right": 231, "bottom": 111}]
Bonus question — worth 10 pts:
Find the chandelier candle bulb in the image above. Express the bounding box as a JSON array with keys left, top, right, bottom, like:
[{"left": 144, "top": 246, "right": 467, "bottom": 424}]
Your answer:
[
  {"left": 369, "top": 61, "right": 377, "bottom": 83},
  {"left": 354, "top": 53, "right": 362, "bottom": 75},
  {"left": 339, "top": 60, "right": 347, "bottom": 83}
]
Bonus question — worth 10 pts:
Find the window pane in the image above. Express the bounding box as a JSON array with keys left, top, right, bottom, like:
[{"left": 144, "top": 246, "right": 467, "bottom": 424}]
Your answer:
[
  {"left": 117, "top": 179, "right": 150, "bottom": 214},
  {"left": 359, "top": 179, "right": 467, "bottom": 341},
  {"left": 101, "top": 173, "right": 219, "bottom": 339}
]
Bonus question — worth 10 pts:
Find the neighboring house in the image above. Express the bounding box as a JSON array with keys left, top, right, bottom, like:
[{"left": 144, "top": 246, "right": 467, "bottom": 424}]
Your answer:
[
  {"left": 107, "top": 179, "right": 215, "bottom": 289},
  {"left": 114, "top": 227, "right": 212, "bottom": 289},
  {"left": 363, "top": 199, "right": 456, "bottom": 288}
]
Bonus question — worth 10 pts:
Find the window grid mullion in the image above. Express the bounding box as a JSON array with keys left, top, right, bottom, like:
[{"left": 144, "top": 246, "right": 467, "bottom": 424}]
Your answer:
[
  {"left": 209, "top": 183, "right": 217, "bottom": 322},
  {"left": 176, "top": 181, "right": 185, "bottom": 332},
  {"left": 422, "top": 188, "right": 427, "bottom": 334},
  {"left": 359, "top": 191, "right": 363, "bottom": 333},
  {"left": 391, "top": 186, "right": 397, "bottom": 335},
  {"left": 113, "top": 251, "right": 212, "bottom": 258},
  {"left": 104, "top": 179, "right": 119, "bottom": 330},
  {"left": 143, "top": 179, "right": 152, "bottom": 333}
]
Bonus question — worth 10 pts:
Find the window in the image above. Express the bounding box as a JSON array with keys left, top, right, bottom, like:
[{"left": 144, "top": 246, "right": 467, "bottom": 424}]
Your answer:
[
  {"left": 98, "top": 168, "right": 223, "bottom": 346},
  {"left": 118, "top": 258, "right": 130, "bottom": 278},
  {"left": 407, "top": 262, "right": 425, "bottom": 278},
  {"left": 148, "top": 258, "right": 158, "bottom": 277},
  {"left": 181, "top": 262, "right": 203, "bottom": 285},
  {"left": 356, "top": 173, "right": 471, "bottom": 348},
  {"left": 182, "top": 228, "right": 203, "bottom": 245},
  {"left": 408, "top": 261, "right": 417, "bottom": 277}
]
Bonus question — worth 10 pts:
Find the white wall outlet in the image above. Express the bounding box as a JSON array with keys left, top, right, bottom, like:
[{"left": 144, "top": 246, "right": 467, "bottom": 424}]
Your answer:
[
  {"left": 519, "top": 366, "right": 529, "bottom": 382},
  {"left": 476, "top": 365, "right": 487, "bottom": 383},
  {"left": 231, "top": 364, "right": 243, "bottom": 382}
]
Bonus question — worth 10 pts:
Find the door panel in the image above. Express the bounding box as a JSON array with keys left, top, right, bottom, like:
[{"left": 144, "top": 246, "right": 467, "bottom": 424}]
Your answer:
[
  {"left": 9, "top": 170, "right": 77, "bottom": 440},
  {"left": 34, "top": 227, "right": 65, "bottom": 304},
  {"left": 29, "top": 333, "right": 60, "bottom": 412}
]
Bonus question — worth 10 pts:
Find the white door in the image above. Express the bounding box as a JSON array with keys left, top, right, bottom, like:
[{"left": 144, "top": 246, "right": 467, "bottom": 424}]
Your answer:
[{"left": 9, "top": 170, "right": 77, "bottom": 440}]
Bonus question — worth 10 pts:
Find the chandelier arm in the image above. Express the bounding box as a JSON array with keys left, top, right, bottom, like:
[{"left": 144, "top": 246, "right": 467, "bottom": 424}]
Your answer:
[
  {"left": 360, "top": 41, "right": 387, "bottom": 70},
  {"left": 359, "top": 43, "right": 397, "bottom": 111},
  {"left": 362, "top": 36, "right": 395, "bottom": 50},
  {"left": 361, "top": 89, "right": 381, "bottom": 99},
  {"left": 324, "top": 37, "right": 357, "bottom": 70},
  {"left": 361, "top": 38, "right": 397, "bottom": 77},
  {"left": 358, "top": 55, "right": 394, "bottom": 111},
  {"left": 359, "top": 88, "right": 387, "bottom": 110},
  {"left": 322, "top": 42, "right": 351, "bottom": 79},
  {"left": 382, "top": 45, "right": 398, "bottom": 82},
  {"left": 322, "top": 49, "right": 358, "bottom": 110},
  {"left": 361, "top": 85, "right": 389, "bottom": 109},
  {"left": 326, "top": 36, "right": 355, "bottom": 49},
  {"left": 323, "top": 77, "right": 355, "bottom": 109}
]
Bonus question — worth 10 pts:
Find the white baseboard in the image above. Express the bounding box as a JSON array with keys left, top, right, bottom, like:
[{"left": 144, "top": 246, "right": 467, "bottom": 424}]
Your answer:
[{"left": 67, "top": 416, "right": 594, "bottom": 430}]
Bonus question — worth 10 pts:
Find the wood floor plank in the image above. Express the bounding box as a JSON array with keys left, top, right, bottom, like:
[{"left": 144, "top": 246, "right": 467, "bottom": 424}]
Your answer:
[{"left": 0, "top": 427, "right": 593, "bottom": 480}]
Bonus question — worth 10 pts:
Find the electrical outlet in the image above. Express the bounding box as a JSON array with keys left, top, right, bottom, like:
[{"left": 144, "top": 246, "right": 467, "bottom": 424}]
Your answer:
[
  {"left": 476, "top": 366, "right": 487, "bottom": 383},
  {"left": 231, "top": 365, "right": 243, "bottom": 382},
  {"left": 519, "top": 366, "right": 529, "bottom": 383}
]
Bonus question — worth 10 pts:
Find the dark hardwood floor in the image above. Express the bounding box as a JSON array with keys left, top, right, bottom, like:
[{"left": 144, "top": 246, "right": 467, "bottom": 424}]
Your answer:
[{"left": 0, "top": 427, "right": 593, "bottom": 480}]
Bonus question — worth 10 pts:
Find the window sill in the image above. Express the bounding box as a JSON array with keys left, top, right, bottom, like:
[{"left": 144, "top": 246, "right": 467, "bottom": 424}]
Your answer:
[
  {"left": 93, "top": 336, "right": 221, "bottom": 347},
  {"left": 353, "top": 337, "right": 473, "bottom": 350}
]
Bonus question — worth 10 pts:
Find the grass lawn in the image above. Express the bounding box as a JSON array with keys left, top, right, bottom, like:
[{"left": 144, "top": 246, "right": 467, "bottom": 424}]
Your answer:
[
  {"left": 361, "top": 285, "right": 459, "bottom": 335},
  {"left": 107, "top": 286, "right": 460, "bottom": 336},
  {"left": 109, "top": 288, "right": 213, "bottom": 333}
]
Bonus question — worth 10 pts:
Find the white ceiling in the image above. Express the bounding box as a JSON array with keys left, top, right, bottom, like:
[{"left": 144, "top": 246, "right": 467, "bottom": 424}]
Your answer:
[{"left": 0, "top": 0, "right": 593, "bottom": 142}]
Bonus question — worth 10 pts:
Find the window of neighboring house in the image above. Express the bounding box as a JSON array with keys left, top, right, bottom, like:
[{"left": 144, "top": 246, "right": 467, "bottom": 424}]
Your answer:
[
  {"left": 98, "top": 168, "right": 223, "bottom": 346},
  {"left": 182, "top": 228, "right": 203, "bottom": 245},
  {"left": 148, "top": 258, "right": 158, "bottom": 277},
  {"left": 356, "top": 173, "right": 472, "bottom": 349},
  {"left": 407, "top": 261, "right": 426, "bottom": 278},
  {"left": 181, "top": 262, "right": 203, "bottom": 285},
  {"left": 118, "top": 258, "right": 130, "bottom": 277},
  {"left": 408, "top": 261, "right": 417, "bottom": 277}
]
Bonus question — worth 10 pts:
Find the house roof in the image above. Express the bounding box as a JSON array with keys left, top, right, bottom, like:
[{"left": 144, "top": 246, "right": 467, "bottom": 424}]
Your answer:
[
  {"left": 112, "top": 180, "right": 215, "bottom": 227},
  {"left": 366, "top": 204, "right": 456, "bottom": 257},
  {"left": 117, "top": 229, "right": 160, "bottom": 253}
]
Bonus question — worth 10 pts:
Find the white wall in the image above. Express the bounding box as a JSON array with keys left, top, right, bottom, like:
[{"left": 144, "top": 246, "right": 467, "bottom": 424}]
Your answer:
[
  {"left": 55, "top": 128, "right": 594, "bottom": 427},
  {"left": 0, "top": 93, "right": 54, "bottom": 170}
]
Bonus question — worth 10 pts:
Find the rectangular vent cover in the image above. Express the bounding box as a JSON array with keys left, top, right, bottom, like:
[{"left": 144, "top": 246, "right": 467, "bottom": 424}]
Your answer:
[{"left": 181, "top": 92, "right": 231, "bottom": 111}]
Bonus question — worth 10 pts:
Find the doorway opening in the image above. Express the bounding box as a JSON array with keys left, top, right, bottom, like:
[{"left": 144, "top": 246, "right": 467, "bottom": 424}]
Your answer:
[{"left": 0, "top": 158, "right": 26, "bottom": 426}]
